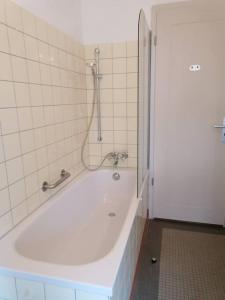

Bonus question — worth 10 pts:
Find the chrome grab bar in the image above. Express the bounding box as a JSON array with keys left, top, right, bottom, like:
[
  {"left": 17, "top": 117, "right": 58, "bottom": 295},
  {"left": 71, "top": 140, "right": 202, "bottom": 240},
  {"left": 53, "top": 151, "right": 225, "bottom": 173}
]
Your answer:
[
  {"left": 213, "top": 125, "right": 225, "bottom": 128},
  {"left": 42, "top": 169, "right": 71, "bottom": 192}
]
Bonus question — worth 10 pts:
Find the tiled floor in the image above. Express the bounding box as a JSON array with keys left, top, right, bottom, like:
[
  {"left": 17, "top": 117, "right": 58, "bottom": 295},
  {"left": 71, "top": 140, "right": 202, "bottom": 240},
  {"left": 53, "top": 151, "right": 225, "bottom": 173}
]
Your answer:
[{"left": 131, "top": 219, "right": 225, "bottom": 300}]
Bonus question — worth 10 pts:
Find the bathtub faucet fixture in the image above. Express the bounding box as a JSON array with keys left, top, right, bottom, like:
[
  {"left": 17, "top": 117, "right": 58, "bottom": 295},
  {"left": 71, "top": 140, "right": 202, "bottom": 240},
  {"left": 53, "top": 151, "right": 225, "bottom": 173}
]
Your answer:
[{"left": 108, "top": 152, "right": 128, "bottom": 167}]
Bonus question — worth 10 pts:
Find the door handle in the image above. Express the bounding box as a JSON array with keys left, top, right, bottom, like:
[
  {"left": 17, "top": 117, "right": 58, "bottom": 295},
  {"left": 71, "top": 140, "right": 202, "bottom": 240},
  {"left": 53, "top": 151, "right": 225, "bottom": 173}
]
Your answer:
[{"left": 213, "top": 125, "right": 225, "bottom": 128}]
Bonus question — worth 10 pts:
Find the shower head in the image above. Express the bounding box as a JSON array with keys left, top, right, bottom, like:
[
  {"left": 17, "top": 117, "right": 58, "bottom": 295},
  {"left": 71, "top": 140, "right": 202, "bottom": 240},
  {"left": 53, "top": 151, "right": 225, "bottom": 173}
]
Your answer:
[
  {"left": 87, "top": 61, "right": 97, "bottom": 76},
  {"left": 94, "top": 48, "right": 100, "bottom": 54},
  {"left": 87, "top": 62, "right": 96, "bottom": 68}
]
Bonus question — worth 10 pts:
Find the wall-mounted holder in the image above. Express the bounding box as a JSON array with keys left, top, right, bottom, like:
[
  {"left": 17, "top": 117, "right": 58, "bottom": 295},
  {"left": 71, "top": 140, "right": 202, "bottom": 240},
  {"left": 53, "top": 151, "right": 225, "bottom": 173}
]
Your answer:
[{"left": 42, "top": 169, "right": 71, "bottom": 192}]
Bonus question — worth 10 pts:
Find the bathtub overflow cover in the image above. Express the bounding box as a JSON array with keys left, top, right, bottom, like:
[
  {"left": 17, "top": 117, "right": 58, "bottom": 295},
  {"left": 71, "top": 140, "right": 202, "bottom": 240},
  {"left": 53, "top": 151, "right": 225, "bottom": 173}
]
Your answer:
[{"left": 108, "top": 212, "right": 116, "bottom": 217}]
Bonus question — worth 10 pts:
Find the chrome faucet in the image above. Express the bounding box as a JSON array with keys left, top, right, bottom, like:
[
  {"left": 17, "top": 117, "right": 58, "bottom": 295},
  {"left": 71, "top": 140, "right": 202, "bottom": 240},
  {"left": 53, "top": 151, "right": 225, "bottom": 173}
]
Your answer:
[{"left": 107, "top": 152, "right": 128, "bottom": 167}]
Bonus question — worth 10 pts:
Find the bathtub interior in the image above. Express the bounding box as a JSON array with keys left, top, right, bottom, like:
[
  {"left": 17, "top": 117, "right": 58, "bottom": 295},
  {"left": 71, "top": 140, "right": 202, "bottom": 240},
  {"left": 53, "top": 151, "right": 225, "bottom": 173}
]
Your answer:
[{"left": 14, "top": 170, "right": 137, "bottom": 266}]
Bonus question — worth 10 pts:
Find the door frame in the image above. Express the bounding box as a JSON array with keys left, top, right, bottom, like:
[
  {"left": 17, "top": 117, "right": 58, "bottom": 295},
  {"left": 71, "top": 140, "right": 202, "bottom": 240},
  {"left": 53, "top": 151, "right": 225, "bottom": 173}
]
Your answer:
[{"left": 149, "top": 2, "right": 225, "bottom": 225}]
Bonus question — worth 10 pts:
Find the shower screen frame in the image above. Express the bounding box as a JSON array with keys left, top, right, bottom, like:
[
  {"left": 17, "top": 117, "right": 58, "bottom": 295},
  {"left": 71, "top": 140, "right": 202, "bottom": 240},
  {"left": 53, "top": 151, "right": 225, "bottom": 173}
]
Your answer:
[{"left": 137, "top": 9, "right": 151, "bottom": 198}]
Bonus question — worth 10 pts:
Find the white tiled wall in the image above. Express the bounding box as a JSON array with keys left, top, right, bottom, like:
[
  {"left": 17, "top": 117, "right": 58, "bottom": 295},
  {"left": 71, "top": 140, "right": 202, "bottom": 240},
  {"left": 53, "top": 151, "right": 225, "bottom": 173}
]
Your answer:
[
  {"left": 84, "top": 41, "right": 138, "bottom": 168},
  {"left": 0, "top": 0, "right": 87, "bottom": 239},
  {"left": 0, "top": 275, "right": 110, "bottom": 300}
]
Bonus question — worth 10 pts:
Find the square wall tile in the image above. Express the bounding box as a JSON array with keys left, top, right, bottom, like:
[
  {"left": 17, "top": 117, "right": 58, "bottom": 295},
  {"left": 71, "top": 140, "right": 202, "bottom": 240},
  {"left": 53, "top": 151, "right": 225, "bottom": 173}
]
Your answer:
[
  {"left": 101, "top": 74, "right": 112, "bottom": 89},
  {"left": 3, "top": 133, "right": 21, "bottom": 160},
  {"left": 17, "top": 107, "right": 33, "bottom": 131},
  {"left": 100, "top": 59, "right": 112, "bottom": 74},
  {"left": 30, "top": 84, "right": 43, "bottom": 106},
  {"left": 114, "top": 131, "right": 127, "bottom": 144},
  {"left": 45, "top": 285, "right": 75, "bottom": 300},
  {"left": 0, "top": 0, "right": 5, "bottom": 23},
  {"left": 114, "top": 103, "right": 126, "bottom": 117},
  {"left": 12, "top": 201, "right": 27, "bottom": 225},
  {"left": 42, "top": 86, "right": 53, "bottom": 105},
  {"left": 101, "top": 103, "right": 113, "bottom": 117},
  {"left": 14, "top": 83, "right": 30, "bottom": 107},
  {"left": 34, "top": 127, "right": 46, "bottom": 148},
  {"left": 0, "top": 162, "right": 8, "bottom": 190},
  {"left": 25, "top": 172, "right": 39, "bottom": 197},
  {"left": 0, "top": 24, "right": 9, "bottom": 53},
  {"left": 0, "top": 52, "right": 12, "bottom": 80},
  {"left": 113, "top": 58, "right": 126, "bottom": 74},
  {"left": 32, "top": 106, "right": 45, "bottom": 128},
  {"left": 38, "top": 41, "right": 50, "bottom": 64},
  {"left": 126, "top": 41, "right": 138, "bottom": 57},
  {"left": 27, "top": 192, "right": 40, "bottom": 213},
  {"left": 113, "top": 74, "right": 126, "bottom": 88},
  {"left": 0, "top": 187, "right": 10, "bottom": 216},
  {"left": 5, "top": 0, "right": 23, "bottom": 31},
  {"left": 127, "top": 103, "right": 137, "bottom": 117},
  {"left": 6, "top": 156, "right": 24, "bottom": 184},
  {"left": 113, "top": 42, "right": 126, "bottom": 58},
  {"left": 23, "top": 151, "right": 37, "bottom": 176},
  {"left": 47, "top": 25, "right": 57, "bottom": 47},
  {"left": 16, "top": 278, "right": 45, "bottom": 300},
  {"left": 128, "top": 131, "right": 137, "bottom": 145},
  {"left": 40, "top": 64, "right": 52, "bottom": 85},
  {"left": 11, "top": 56, "right": 28, "bottom": 82},
  {"left": 100, "top": 89, "right": 113, "bottom": 103},
  {"left": 8, "top": 27, "right": 26, "bottom": 57},
  {"left": 24, "top": 35, "right": 39, "bottom": 61},
  {"left": 0, "top": 81, "right": 15, "bottom": 108},
  {"left": 76, "top": 290, "right": 109, "bottom": 300},
  {"left": 114, "top": 118, "right": 127, "bottom": 131},
  {"left": 27, "top": 60, "right": 41, "bottom": 84},
  {"left": 0, "top": 275, "right": 17, "bottom": 300},
  {"left": 0, "top": 135, "right": 5, "bottom": 163},
  {"left": 22, "top": 8, "right": 37, "bottom": 37},
  {"left": 127, "top": 88, "right": 137, "bottom": 102},
  {"left": 98, "top": 43, "right": 112, "bottom": 59},
  {"left": 0, "top": 211, "right": 13, "bottom": 237},
  {"left": 127, "top": 73, "right": 137, "bottom": 88},
  {"left": 127, "top": 117, "right": 137, "bottom": 131},
  {"left": 0, "top": 108, "right": 19, "bottom": 134},
  {"left": 113, "top": 89, "right": 126, "bottom": 102},
  {"left": 20, "top": 130, "right": 35, "bottom": 154},
  {"left": 127, "top": 57, "right": 138, "bottom": 73},
  {"left": 9, "top": 179, "right": 26, "bottom": 208},
  {"left": 36, "top": 18, "right": 48, "bottom": 42}
]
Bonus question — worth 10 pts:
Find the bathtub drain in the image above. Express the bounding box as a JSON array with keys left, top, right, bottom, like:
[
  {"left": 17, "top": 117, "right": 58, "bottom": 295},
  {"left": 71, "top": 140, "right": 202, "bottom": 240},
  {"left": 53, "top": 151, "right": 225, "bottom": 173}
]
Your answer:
[{"left": 108, "top": 212, "right": 116, "bottom": 217}]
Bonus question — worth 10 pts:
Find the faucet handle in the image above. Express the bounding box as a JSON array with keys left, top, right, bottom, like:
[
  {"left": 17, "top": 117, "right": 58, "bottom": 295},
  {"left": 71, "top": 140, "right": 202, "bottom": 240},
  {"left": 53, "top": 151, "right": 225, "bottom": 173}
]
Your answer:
[
  {"left": 107, "top": 152, "right": 117, "bottom": 160},
  {"left": 118, "top": 152, "right": 128, "bottom": 160}
]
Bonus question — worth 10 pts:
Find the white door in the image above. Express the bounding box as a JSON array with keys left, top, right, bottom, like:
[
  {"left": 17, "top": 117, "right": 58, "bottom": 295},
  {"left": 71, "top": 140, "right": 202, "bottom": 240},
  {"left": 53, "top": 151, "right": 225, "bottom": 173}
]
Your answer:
[{"left": 153, "top": 2, "right": 225, "bottom": 225}]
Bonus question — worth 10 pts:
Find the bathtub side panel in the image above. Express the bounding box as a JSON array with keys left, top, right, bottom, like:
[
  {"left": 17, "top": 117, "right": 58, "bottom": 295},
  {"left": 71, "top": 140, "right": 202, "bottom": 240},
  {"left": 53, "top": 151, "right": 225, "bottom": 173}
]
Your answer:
[
  {"left": 111, "top": 179, "right": 148, "bottom": 300},
  {"left": 0, "top": 275, "right": 111, "bottom": 300}
]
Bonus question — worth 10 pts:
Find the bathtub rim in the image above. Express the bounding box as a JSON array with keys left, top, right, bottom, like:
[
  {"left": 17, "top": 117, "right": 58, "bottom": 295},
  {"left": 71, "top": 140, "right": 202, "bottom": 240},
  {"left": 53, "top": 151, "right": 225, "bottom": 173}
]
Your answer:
[{"left": 0, "top": 168, "right": 140, "bottom": 297}]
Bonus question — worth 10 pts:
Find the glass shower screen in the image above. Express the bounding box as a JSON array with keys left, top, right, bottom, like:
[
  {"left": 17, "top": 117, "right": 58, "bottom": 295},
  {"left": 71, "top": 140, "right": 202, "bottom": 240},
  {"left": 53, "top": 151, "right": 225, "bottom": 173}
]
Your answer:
[{"left": 137, "top": 10, "right": 151, "bottom": 197}]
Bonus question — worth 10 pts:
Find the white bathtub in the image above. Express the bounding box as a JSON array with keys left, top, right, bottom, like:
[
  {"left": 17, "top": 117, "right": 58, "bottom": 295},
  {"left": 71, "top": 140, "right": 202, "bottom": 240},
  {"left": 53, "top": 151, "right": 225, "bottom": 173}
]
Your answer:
[{"left": 0, "top": 169, "right": 146, "bottom": 298}]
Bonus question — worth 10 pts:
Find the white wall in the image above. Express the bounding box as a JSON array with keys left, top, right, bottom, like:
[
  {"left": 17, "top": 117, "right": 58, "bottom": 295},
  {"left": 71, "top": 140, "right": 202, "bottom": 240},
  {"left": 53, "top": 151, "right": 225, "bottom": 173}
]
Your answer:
[
  {"left": 13, "top": 0, "right": 83, "bottom": 41},
  {"left": 12, "top": 0, "right": 189, "bottom": 44},
  {"left": 81, "top": 0, "right": 188, "bottom": 44}
]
